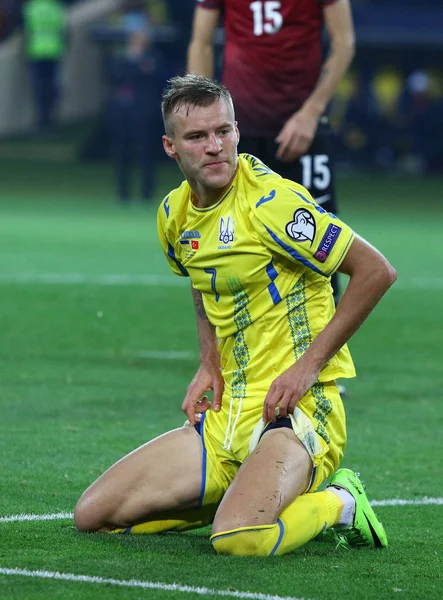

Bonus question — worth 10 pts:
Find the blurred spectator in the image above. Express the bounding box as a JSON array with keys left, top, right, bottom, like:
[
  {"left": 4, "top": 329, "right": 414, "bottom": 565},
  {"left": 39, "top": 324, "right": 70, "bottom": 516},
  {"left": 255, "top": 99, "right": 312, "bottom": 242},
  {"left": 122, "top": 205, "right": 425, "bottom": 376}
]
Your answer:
[
  {"left": 370, "top": 67, "right": 404, "bottom": 168},
  {"left": 0, "top": 0, "right": 25, "bottom": 42},
  {"left": 333, "top": 73, "right": 381, "bottom": 167},
  {"left": 397, "top": 71, "right": 443, "bottom": 173},
  {"left": 22, "top": 0, "right": 67, "bottom": 135},
  {"left": 107, "top": 14, "right": 166, "bottom": 203}
]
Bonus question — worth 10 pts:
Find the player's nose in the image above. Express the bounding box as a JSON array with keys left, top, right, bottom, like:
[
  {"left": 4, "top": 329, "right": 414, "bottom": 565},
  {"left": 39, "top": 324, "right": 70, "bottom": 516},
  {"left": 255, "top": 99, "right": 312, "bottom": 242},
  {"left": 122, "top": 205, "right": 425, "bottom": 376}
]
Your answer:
[{"left": 206, "top": 133, "right": 222, "bottom": 153}]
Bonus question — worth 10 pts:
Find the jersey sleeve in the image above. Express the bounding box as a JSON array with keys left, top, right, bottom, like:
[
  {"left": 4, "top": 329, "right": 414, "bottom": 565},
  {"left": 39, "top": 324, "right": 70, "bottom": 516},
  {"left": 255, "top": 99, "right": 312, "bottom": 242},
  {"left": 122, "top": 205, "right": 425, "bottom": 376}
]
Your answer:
[
  {"left": 250, "top": 182, "right": 355, "bottom": 277},
  {"left": 157, "top": 195, "right": 189, "bottom": 278}
]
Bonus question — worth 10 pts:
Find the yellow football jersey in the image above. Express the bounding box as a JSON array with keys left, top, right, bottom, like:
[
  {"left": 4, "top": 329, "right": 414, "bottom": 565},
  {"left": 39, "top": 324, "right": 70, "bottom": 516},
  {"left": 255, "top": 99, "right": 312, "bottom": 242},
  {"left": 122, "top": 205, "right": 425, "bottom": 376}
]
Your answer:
[{"left": 157, "top": 154, "right": 356, "bottom": 380}]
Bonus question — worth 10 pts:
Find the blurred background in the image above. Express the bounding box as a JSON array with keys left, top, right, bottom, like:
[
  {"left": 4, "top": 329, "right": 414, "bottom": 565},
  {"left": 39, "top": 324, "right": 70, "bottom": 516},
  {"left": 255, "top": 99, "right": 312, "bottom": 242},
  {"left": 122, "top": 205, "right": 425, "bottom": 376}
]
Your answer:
[{"left": 0, "top": 0, "right": 442, "bottom": 188}]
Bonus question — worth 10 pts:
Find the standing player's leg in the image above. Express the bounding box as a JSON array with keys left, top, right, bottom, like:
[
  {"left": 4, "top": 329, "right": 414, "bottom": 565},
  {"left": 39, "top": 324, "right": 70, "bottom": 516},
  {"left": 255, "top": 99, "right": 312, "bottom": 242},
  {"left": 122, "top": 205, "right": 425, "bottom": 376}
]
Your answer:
[
  {"left": 110, "top": 108, "right": 132, "bottom": 204},
  {"left": 74, "top": 426, "right": 209, "bottom": 533},
  {"left": 136, "top": 115, "right": 156, "bottom": 202},
  {"left": 306, "top": 119, "right": 340, "bottom": 305}
]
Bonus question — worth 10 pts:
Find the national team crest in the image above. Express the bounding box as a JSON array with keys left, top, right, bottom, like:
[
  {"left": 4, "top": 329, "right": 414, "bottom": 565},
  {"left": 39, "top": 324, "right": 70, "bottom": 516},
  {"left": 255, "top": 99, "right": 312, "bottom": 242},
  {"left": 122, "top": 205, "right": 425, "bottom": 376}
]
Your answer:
[
  {"left": 286, "top": 209, "right": 316, "bottom": 245},
  {"left": 219, "top": 216, "right": 234, "bottom": 246}
]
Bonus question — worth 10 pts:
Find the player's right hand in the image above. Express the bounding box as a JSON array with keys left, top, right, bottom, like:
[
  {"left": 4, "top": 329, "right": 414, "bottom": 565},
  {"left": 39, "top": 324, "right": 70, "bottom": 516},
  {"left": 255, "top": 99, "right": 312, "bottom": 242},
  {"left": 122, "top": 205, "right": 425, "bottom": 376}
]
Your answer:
[
  {"left": 182, "top": 362, "right": 224, "bottom": 425},
  {"left": 275, "top": 109, "right": 318, "bottom": 161}
]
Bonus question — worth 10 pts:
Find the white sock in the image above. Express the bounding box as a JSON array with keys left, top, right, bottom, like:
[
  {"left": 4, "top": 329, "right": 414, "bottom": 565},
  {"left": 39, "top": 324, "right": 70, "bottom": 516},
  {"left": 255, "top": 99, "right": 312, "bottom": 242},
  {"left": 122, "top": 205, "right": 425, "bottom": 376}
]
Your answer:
[{"left": 329, "top": 486, "right": 356, "bottom": 528}]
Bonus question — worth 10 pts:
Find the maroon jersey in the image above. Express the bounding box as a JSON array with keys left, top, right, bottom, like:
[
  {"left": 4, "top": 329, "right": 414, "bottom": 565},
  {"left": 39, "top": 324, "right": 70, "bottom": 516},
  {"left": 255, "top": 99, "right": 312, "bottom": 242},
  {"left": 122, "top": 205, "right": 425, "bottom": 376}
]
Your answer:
[{"left": 197, "top": 0, "right": 337, "bottom": 136}]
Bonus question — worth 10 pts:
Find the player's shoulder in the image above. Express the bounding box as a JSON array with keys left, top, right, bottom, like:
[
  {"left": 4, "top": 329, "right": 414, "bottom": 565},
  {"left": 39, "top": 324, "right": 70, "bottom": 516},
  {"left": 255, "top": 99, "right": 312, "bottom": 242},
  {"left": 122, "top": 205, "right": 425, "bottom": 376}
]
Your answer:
[
  {"left": 158, "top": 180, "right": 189, "bottom": 226},
  {"left": 239, "top": 156, "right": 312, "bottom": 216},
  {"left": 238, "top": 153, "right": 285, "bottom": 204},
  {"left": 239, "top": 153, "right": 281, "bottom": 184},
  {"left": 239, "top": 153, "right": 308, "bottom": 194}
]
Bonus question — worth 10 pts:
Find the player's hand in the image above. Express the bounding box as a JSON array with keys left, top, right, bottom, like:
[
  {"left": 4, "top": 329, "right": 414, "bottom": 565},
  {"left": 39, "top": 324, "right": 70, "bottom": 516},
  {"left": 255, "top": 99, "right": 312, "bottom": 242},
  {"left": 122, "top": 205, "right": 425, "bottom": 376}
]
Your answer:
[
  {"left": 182, "top": 362, "right": 224, "bottom": 425},
  {"left": 262, "top": 362, "right": 320, "bottom": 423},
  {"left": 275, "top": 110, "right": 319, "bottom": 162}
]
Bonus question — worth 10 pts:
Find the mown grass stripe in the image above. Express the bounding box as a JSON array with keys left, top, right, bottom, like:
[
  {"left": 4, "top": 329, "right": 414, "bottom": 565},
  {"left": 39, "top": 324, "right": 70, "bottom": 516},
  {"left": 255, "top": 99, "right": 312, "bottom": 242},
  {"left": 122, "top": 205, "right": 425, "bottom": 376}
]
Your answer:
[
  {"left": 0, "top": 273, "right": 186, "bottom": 286},
  {"left": 0, "top": 567, "right": 307, "bottom": 600},
  {"left": 0, "top": 273, "right": 442, "bottom": 289},
  {"left": 134, "top": 350, "right": 195, "bottom": 360}
]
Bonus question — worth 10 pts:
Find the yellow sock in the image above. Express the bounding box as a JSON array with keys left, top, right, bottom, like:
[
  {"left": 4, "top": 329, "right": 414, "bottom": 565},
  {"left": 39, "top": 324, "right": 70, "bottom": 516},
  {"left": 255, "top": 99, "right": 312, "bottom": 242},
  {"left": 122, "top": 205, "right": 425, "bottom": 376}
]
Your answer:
[
  {"left": 211, "top": 490, "right": 343, "bottom": 556},
  {"left": 111, "top": 505, "right": 217, "bottom": 535}
]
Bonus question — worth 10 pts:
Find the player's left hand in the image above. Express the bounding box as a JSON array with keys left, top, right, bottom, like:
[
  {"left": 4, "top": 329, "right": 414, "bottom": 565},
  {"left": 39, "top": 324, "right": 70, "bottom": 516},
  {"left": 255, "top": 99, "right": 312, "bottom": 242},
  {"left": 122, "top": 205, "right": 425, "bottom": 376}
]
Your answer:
[
  {"left": 275, "top": 110, "right": 318, "bottom": 162},
  {"left": 262, "top": 362, "right": 320, "bottom": 423}
]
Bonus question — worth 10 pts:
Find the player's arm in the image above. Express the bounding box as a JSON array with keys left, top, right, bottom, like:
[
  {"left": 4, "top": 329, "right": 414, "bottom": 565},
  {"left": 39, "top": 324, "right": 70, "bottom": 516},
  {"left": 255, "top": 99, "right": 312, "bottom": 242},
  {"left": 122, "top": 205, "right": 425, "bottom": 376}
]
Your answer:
[
  {"left": 187, "top": 5, "right": 221, "bottom": 77},
  {"left": 263, "top": 235, "right": 396, "bottom": 422},
  {"left": 182, "top": 285, "right": 223, "bottom": 425},
  {"left": 302, "top": 0, "right": 355, "bottom": 123},
  {"left": 157, "top": 203, "right": 222, "bottom": 421},
  {"left": 299, "top": 235, "right": 397, "bottom": 376},
  {"left": 276, "top": 0, "right": 355, "bottom": 160}
]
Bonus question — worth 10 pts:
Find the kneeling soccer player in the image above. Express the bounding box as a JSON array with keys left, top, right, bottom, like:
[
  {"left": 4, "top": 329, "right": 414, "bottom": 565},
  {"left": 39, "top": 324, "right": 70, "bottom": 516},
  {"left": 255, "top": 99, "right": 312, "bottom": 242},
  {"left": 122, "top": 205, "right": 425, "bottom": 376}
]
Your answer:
[{"left": 74, "top": 75, "right": 396, "bottom": 556}]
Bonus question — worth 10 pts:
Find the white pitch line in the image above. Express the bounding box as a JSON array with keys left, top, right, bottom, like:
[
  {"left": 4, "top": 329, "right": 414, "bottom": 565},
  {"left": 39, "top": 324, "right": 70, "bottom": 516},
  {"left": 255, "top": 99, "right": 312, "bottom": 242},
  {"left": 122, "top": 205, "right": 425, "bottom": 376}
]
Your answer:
[
  {"left": 370, "top": 497, "right": 443, "bottom": 507},
  {"left": 0, "top": 512, "right": 73, "bottom": 523},
  {"left": 0, "top": 272, "right": 442, "bottom": 289},
  {"left": 0, "top": 567, "right": 306, "bottom": 600},
  {"left": 2, "top": 498, "right": 442, "bottom": 523}
]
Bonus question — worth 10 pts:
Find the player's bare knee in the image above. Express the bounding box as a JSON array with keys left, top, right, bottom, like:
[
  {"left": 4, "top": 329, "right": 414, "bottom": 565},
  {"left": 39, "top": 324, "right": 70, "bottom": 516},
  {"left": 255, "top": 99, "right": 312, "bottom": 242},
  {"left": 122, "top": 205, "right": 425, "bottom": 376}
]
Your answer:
[
  {"left": 212, "top": 510, "right": 273, "bottom": 535},
  {"left": 74, "top": 501, "right": 97, "bottom": 532},
  {"left": 74, "top": 493, "right": 110, "bottom": 532}
]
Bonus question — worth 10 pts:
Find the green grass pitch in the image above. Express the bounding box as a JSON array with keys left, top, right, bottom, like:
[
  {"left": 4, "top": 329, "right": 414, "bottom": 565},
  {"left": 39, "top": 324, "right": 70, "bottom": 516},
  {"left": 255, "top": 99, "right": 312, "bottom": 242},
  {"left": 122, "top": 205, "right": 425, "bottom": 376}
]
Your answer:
[{"left": 0, "top": 159, "right": 442, "bottom": 600}]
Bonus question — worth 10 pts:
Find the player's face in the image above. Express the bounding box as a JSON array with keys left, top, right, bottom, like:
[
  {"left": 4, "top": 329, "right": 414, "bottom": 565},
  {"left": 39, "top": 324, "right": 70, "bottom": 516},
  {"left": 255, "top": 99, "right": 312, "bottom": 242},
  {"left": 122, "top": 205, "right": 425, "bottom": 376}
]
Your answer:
[{"left": 163, "top": 99, "right": 239, "bottom": 197}]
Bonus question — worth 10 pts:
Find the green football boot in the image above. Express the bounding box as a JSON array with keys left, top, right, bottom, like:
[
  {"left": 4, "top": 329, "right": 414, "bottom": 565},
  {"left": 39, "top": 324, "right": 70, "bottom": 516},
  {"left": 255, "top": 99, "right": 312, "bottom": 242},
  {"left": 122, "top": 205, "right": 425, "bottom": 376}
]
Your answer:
[{"left": 328, "top": 468, "right": 388, "bottom": 548}]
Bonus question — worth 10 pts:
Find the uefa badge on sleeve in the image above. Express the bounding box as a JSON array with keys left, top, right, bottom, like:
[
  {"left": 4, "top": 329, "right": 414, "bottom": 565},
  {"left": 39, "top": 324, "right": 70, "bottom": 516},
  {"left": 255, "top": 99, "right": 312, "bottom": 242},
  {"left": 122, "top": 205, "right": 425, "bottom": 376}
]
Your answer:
[{"left": 286, "top": 209, "right": 316, "bottom": 245}]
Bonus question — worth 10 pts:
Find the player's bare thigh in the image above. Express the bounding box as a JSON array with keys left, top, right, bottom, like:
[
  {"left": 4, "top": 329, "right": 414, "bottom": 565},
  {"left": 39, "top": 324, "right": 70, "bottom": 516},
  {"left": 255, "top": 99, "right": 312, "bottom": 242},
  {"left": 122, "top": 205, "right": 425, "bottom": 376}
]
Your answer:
[
  {"left": 74, "top": 426, "right": 203, "bottom": 532},
  {"left": 212, "top": 427, "right": 311, "bottom": 534}
]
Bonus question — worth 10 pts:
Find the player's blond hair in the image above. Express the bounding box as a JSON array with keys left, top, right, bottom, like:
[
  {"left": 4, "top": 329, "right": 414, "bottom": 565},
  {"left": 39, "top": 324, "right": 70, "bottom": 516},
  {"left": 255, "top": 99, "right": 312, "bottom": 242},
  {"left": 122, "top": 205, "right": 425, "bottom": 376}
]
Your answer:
[{"left": 161, "top": 74, "right": 234, "bottom": 137}]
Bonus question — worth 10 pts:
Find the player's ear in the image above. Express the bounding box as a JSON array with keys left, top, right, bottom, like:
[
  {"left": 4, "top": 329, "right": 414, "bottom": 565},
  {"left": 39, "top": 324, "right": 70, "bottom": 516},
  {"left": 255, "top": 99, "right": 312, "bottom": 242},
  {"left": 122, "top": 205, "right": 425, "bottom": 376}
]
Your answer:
[
  {"left": 162, "top": 135, "right": 177, "bottom": 159},
  {"left": 235, "top": 121, "right": 240, "bottom": 145}
]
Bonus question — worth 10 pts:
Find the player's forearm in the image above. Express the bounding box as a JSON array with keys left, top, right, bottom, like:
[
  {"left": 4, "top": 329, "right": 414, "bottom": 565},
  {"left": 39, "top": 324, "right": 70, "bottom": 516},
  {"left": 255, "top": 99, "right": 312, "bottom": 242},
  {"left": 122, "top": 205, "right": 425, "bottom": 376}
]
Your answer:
[
  {"left": 300, "top": 39, "right": 354, "bottom": 119},
  {"left": 299, "top": 257, "right": 396, "bottom": 373},
  {"left": 191, "top": 285, "right": 220, "bottom": 363},
  {"left": 187, "top": 41, "right": 214, "bottom": 77}
]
